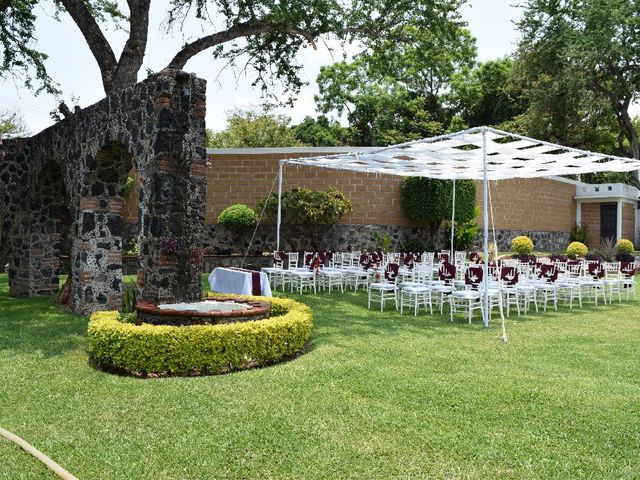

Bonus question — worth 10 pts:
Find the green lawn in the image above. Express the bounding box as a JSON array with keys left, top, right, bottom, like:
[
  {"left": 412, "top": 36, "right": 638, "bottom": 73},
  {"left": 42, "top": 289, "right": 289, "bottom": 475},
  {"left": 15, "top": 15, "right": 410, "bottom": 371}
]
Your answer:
[{"left": 1, "top": 273, "right": 640, "bottom": 479}]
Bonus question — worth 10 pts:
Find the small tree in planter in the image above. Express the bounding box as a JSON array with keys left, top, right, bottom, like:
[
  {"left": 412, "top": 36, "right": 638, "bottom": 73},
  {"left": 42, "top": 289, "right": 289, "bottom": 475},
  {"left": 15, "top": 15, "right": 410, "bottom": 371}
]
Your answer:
[
  {"left": 259, "top": 187, "right": 352, "bottom": 250},
  {"left": 217, "top": 204, "right": 258, "bottom": 253}
]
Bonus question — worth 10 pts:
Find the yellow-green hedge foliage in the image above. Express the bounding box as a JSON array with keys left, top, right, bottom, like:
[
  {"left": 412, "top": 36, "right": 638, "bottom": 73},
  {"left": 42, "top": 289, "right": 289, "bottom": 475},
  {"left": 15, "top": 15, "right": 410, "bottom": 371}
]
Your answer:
[
  {"left": 88, "top": 295, "right": 312, "bottom": 376},
  {"left": 616, "top": 239, "right": 634, "bottom": 254},
  {"left": 511, "top": 235, "right": 534, "bottom": 254},
  {"left": 566, "top": 241, "right": 588, "bottom": 258}
]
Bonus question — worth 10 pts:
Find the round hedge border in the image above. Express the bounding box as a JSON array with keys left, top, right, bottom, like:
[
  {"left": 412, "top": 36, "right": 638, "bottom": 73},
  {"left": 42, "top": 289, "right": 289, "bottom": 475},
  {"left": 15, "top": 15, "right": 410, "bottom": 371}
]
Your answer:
[{"left": 88, "top": 295, "right": 312, "bottom": 376}]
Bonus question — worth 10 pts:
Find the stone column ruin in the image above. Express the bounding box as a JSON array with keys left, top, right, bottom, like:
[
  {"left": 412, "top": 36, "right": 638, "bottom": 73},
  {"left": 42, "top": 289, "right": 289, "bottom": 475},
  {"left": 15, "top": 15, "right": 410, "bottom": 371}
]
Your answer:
[{"left": 0, "top": 69, "right": 208, "bottom": 315}]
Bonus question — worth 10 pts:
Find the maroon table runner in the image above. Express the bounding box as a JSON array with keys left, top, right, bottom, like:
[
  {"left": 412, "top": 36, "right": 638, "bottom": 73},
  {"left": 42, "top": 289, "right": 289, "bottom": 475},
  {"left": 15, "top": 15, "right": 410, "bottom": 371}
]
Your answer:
[{"left": 229, "top": 267, "right": 262, "bottom": 296}]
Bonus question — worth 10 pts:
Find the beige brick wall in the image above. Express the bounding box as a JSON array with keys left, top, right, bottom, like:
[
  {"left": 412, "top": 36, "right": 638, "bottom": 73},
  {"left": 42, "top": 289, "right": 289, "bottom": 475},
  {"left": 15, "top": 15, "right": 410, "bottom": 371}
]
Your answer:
[
  {"left": 475, "top": 178, "right": 575, "bottom": 232},
  {"left": 122, "top": 151, "right": 579, "bottom": 233},
  {"left": 622, "top": 202, "right": 635, "bottom": 242},
  {"left": 581, "top": 203, "right": 600, "bottom": 246},
  {"left": 206, "top": 152, "right": 423, "bottom": 227}
]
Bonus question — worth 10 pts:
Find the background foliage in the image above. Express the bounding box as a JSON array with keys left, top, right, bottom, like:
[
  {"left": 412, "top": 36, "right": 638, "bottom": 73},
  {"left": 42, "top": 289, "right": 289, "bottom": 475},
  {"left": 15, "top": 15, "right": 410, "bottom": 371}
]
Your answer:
[{"left": 401, "top": 178, "right": 476, "bottom": 237}]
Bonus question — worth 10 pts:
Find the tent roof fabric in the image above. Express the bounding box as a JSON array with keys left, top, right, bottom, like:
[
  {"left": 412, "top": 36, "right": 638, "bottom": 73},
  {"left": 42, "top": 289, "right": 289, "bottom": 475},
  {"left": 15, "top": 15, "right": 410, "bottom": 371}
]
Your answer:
[{"left": 282, "top": 126, "right": 640, "bottom": 180}]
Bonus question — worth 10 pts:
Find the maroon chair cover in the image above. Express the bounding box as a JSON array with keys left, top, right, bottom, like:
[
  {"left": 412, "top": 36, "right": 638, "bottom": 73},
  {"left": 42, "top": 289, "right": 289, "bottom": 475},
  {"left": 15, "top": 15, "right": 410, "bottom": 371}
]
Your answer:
[
  {"left": 403, "top": 253, "right": 414, "bottom": 269},
  {"left": 438, "top": 252, "right": 450, "bottom": 264},
  {"left": 469, "top": 252, "right": 481, "bottom": 264},
  {"left": 305, "top": 253, "right": 315, "bottom": 267},
  {"left": 370, "top": 252, "right": 380, "bottom": 265},
  {"left": 413, "top": 252, "right": 422, "bottom": 263},
  {"left": 538, "top": 264, "right": 558, "bottom": 283},
  {"left": 587, "top": 262, "right": 604, "bottom": 279},
  {"left": 359, "top": 253, "right": 371, "bottom": 269},
  {"left": 438, "top": 262, "right": 456, "bottom": 284},
  {"left": 384, "top": 262, "right": 399, "bottom": 283},
  {"left": 621, "top": 261, "right": 635, "bottom": 277},
  {"left": 310, "top": 255, "right": 321, "bottom": 271},
  {"left": 500, "top": 266, "right": 518, "bottom": 286},
  {"left": 464, "top": 266, "right": 484, "bottom": 289}
]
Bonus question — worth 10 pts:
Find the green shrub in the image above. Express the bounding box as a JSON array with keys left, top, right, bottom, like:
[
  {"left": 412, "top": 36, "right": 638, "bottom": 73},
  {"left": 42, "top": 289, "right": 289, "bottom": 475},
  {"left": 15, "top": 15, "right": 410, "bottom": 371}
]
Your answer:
[
  {"left": 400, "top": 178, "right": 476, "bottom": 237},
  {"left": 258, "top": 187, "right": 352, "bottom": 248},
  {"left": 511, "top": 236, "right": 534, "bottom": 254},
  {"left": 567, "top": 241, "right": 588, "bottom": 258},
  {"left": 570, "top": 223, "right": 588, "bottom": 244},
  {"left": 596, "top": 237, "right": 617, "bottom": 261},
  {"left": 615, "top": 239, "right": 634, "bottom": 254},
  {"left": 121, "top": 282, "right": 137, "bottom": 314},
  {"left": 217, "top": 204, "right": 258, "bottom": 229},
  {"left": 88, "top": 296, "right": 312, "bottom": 376}
]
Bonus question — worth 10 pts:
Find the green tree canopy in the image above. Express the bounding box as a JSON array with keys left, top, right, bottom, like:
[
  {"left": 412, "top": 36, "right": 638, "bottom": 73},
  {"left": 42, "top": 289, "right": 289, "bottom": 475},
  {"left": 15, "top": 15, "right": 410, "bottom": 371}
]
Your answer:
[
  {"left": 516, "top": 0, "right": 640, "bottom": 160},
  {"left": 208, "top": 108, "right": 300, "bottom": 147},
  {"left": 313, "top": 3, "right": 476, "bottom": 146},
  {"left": 291, "top": 116, "right": 350, "bottom": 147},
  {"left": 0, "top": 110, "right": 30, "bottom": 139},
  {"left": 448, "top": 58, "right": 527, "bottom": 128},
  {"left": 0, "top": 0, "right": 476, "bottom": 105}
]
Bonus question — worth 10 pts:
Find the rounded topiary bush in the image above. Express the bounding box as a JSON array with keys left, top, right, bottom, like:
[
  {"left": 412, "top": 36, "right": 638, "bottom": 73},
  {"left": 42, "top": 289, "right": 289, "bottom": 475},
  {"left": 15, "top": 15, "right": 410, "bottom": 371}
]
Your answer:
[
  {"left": 616, "top": 239, "right": 634, "bottom": 254},
  {"left": 511, "top": 236, "right": 534, "bottom": 255},
  {"left": 88, "top": 296, "right": 312, "bottom": 376},
  {"left": 566, "top": 241, "right": 588, "bottom": 258},
  {"left": 217, "top": 204, "right": 258, "bottom": 229}
]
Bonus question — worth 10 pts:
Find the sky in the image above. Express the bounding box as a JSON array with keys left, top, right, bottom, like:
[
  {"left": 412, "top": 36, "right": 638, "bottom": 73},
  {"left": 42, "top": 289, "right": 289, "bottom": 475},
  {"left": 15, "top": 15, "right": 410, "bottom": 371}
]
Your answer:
[{"left": 0, "top": 1, "right": 524, "bottom": 136}]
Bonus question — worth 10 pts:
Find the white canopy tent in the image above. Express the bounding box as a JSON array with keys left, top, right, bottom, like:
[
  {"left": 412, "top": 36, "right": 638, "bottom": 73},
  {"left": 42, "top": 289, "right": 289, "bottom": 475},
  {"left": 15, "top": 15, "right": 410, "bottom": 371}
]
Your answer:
[{"left": 275, "top": 126, "right": 640, "bottom": 327}]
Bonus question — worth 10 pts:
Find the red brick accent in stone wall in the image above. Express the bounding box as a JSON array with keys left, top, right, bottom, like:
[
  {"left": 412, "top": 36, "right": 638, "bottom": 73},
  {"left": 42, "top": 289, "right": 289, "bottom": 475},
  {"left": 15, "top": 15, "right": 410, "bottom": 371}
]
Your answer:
[{"left": 80, "top": 197, "right": 99, "bottom": 211}]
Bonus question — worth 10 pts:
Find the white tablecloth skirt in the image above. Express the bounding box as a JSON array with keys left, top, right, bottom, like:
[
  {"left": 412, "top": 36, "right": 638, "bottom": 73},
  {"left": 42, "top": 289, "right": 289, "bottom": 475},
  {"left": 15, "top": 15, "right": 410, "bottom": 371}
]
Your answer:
[{"left": 208, "top": 267, "right": 272, "bottom": 297}]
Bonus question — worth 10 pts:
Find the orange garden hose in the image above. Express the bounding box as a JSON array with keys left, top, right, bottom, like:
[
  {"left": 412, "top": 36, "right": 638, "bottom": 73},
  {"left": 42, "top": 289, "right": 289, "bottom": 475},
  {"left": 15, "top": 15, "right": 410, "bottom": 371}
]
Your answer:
[{"left": 0, "top": 426, "right": 79, "bottom": 480}]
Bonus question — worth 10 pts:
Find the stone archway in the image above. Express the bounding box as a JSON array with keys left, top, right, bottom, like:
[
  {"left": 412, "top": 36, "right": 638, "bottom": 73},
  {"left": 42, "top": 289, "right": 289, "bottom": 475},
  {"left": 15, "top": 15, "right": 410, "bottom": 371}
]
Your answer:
[{"left": 0, "top": 69, "right": 209, "bottom": 315}]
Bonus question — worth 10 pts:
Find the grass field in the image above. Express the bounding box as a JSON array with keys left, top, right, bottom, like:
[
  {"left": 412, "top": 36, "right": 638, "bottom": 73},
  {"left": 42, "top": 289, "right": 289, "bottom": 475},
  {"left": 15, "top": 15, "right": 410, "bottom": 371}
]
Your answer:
[{"left": 1, "top": 273, "right": 640, "bottom": 479}]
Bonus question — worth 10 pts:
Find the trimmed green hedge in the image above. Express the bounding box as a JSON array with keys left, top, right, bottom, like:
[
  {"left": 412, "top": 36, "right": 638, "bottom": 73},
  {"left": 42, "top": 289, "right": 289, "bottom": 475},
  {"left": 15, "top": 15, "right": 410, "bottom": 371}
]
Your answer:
[{"left": 88, "top": 296, "right": 312, "bottom": 376}]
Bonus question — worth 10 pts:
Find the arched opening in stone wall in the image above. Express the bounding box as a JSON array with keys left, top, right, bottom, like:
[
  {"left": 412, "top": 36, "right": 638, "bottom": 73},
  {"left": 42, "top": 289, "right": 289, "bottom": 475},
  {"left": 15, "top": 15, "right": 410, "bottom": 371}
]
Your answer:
[
  {"left": 28, "top": 159, "right": 71, "bottom": 295},
  {"left": 72, "top": 141, "right": 133, "bottom": 314}
]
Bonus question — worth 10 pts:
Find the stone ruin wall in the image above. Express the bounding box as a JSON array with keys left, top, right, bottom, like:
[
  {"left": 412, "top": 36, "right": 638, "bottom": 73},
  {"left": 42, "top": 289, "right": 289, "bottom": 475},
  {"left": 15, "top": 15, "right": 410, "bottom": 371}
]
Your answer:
[{"left": 0, "top": 70, "right": 208, "bottom": 315}]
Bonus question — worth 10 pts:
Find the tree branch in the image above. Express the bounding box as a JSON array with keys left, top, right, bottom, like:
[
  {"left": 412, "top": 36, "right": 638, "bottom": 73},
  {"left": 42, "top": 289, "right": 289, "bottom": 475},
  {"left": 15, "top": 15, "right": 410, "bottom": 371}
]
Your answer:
[
  {"left": 167, "top": 20, "right": 317, "bottom": 70},
  {"left": 110, "top": 0, "right": 150, "bottom": 92},
  {"left": 58, "top": 0, "right": 118, "bottom": 92}
]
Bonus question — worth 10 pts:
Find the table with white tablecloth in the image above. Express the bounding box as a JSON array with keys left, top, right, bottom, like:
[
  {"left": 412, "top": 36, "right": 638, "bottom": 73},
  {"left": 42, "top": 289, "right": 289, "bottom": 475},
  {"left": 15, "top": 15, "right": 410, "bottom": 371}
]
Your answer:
[{"left": 208, "top": 267, "right": 272, "bottom": 296}]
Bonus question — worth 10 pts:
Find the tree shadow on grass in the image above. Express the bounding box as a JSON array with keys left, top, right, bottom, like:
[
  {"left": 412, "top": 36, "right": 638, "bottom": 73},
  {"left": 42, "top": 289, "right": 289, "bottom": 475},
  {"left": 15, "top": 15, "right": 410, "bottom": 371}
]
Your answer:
[{"left": 0, "top": 279, "right": 87, "bottom": 358}]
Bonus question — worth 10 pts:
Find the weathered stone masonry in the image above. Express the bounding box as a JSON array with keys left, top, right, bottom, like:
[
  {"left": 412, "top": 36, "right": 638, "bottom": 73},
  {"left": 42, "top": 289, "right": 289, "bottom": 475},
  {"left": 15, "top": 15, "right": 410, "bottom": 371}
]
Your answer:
[{"left": 0, "top": 70, "right": 208, "bottom": 315}]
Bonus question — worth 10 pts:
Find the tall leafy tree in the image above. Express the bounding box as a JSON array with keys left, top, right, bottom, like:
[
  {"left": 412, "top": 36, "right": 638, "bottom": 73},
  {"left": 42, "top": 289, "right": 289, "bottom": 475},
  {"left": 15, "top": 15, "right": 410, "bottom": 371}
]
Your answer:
[
  {"left": 0, "top": 110, "right": 30, "bottom": 139},
  {"left": 0, "top": 0, "right": 475, "bottom": 105},
  {"left": 517, "top": 0, "right": 640, "bottom": 159},
  {"left": 313, "top": 2, "right": 476, "bottom": 146},
  {"left": 448, "top": 58, "right": 527, "bottom": 128},
  {"left": 291, "top": 115, "right": 350, "bottom": 146},
  {"left": 208, "top": 107, "right": 300, "bottom": 147}
]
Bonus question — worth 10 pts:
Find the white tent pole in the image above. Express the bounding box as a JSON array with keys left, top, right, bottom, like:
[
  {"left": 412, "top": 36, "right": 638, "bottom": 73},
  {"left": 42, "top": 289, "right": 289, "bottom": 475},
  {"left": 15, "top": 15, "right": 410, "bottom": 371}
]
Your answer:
[
  {"left": 276, "top": 160, "right": 283, "bottom": 252},
  {"left": 482, "top": 127, "right": 490, "bottom": 328},
  {"left": 451, "top": 179, "right": 456, "bottom": 259}
]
